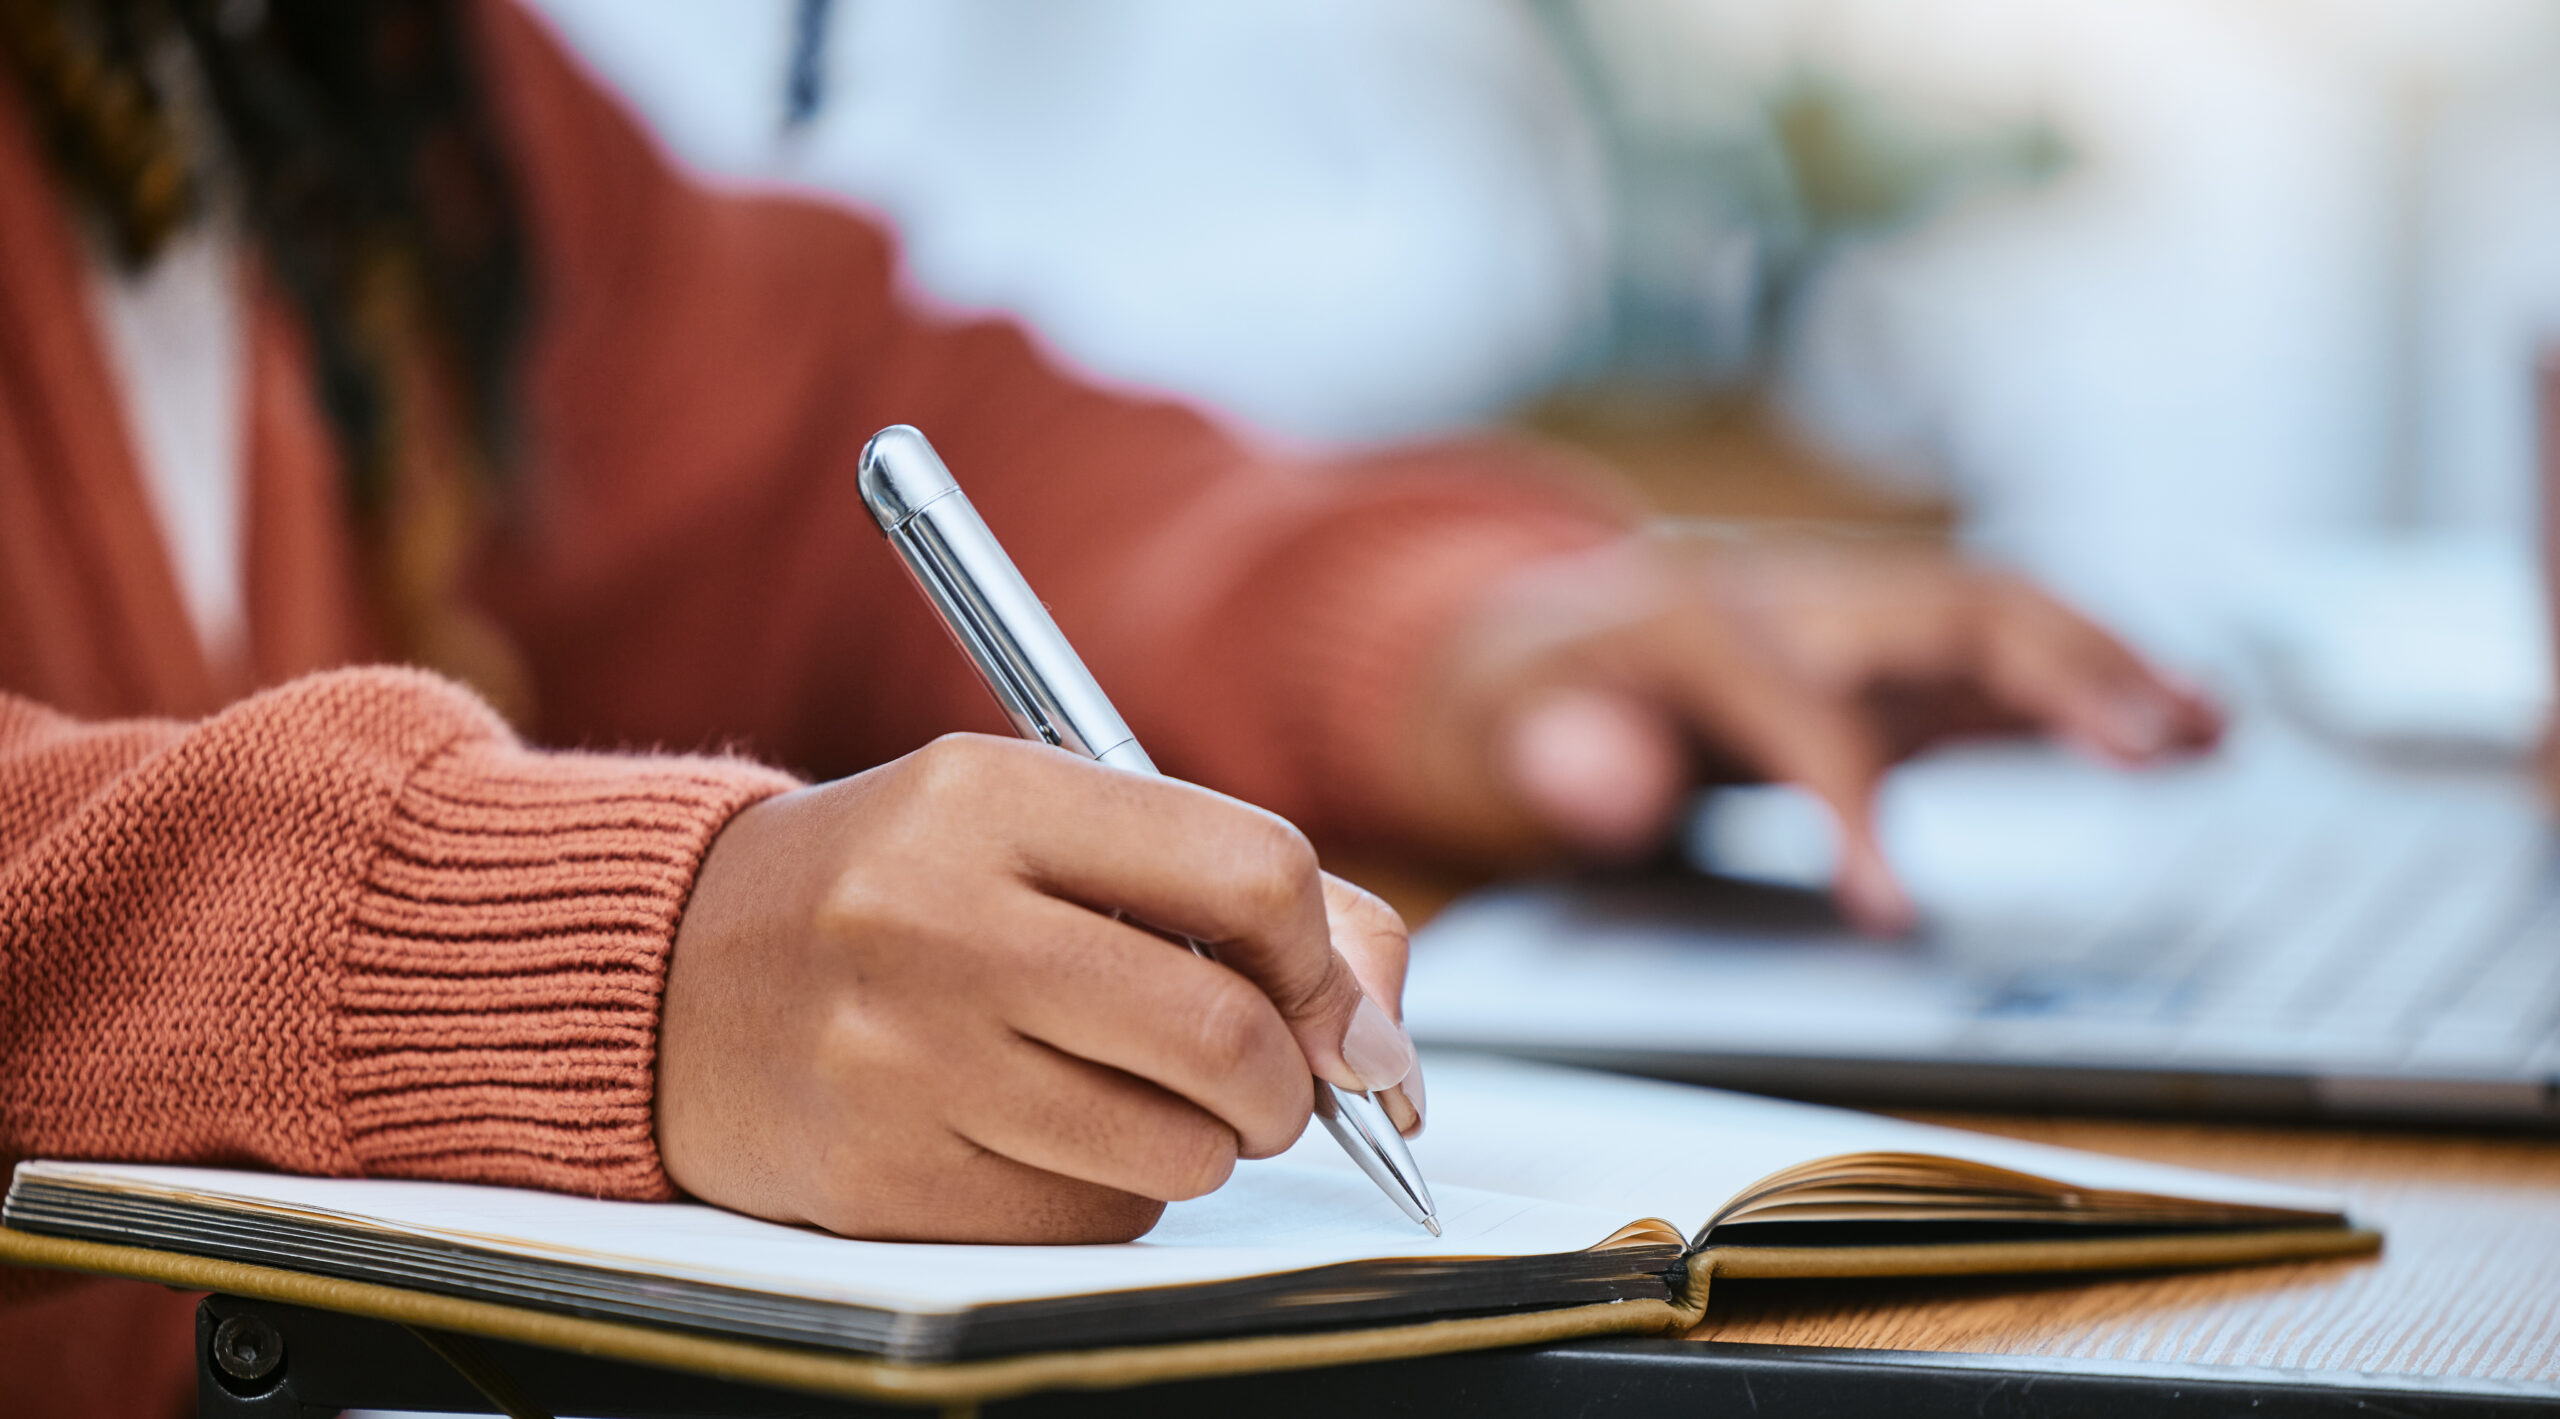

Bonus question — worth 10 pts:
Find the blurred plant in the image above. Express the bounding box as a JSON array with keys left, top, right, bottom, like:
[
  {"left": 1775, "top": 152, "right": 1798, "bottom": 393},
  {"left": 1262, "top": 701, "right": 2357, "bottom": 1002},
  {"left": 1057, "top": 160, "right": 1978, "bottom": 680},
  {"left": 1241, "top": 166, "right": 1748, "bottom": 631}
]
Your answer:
[{"left": 1531, "top": 0, "right": 2071, "bottom": 391}]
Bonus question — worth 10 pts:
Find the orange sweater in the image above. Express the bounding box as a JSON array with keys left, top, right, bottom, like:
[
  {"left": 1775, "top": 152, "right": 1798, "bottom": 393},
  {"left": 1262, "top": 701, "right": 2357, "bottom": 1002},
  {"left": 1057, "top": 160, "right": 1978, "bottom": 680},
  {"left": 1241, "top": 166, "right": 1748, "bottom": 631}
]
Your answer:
[{"left": 0, "top": 4, "right": 1618, "bottom": 1411}]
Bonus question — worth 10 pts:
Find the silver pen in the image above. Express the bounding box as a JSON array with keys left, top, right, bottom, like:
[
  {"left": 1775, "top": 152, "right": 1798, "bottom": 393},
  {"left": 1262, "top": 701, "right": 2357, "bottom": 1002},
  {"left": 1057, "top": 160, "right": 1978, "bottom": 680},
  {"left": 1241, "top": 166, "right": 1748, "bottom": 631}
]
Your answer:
[{"left": 857, "top": 424, "right": 1440, "bottom": 1236}]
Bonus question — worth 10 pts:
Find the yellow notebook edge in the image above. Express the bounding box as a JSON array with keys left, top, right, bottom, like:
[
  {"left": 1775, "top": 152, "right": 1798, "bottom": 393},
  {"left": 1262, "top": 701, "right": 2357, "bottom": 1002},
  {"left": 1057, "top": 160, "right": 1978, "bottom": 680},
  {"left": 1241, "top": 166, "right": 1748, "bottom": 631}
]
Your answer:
[
  {"left": 0, "top": 1224, "right": 1699, "bottom": 1406},
  {"left": 0, "top": 1221, "right": 2378, "bottom": 1403},
  {"left": 1692, "top": 1224, "right": 2382, "bottom": 1286}
]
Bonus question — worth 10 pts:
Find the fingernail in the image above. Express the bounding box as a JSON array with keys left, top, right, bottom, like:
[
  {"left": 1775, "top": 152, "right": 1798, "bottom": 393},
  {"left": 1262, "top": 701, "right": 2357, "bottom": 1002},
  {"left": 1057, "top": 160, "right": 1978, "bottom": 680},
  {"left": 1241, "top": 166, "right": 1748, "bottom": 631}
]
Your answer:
[
  {"left": 1840, "top": 842, "right": 1916, "bottom": 937},
  {"left": 1401, "top": 1056, "right": 1427, "bottom": 1129},
  {"left": 1379, "top": 1085, "right": 1420, "bottom": 1137},
  {"left": 1341, "top": 997, "right": 1418, "bottom": 1093},
  {"left": 2105, "top": 695, "right": 2172, "bottom": 758}
]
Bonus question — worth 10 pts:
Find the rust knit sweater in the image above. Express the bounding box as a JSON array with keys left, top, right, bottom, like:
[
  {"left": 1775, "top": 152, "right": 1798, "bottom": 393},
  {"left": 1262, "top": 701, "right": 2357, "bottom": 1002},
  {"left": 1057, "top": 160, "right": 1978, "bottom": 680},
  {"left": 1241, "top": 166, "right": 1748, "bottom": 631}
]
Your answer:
[{"left": 0, "top": 4, "right": 1622, "bottom": 1412}]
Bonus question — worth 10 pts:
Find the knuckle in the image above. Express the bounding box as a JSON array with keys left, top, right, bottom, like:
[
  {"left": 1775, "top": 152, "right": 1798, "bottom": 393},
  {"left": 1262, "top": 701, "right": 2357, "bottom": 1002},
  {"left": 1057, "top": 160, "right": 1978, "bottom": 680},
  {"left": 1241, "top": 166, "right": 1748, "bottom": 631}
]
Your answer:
[
  {"left": 1236, "top": 1105, "right": 1313, "bottom": 1162},
  {"left": 813, "top": 871, "right": 932, "bottom": 958},
  {"left": 1331, "top": 892, "right": 1411, "bottom": 987},
  {"left": 1183, "top": 978, "right": 1283, "bottom": 1080},
  {"left": 1367, "top": 924, "right": 1412, "bottom": 979},
  {"left": 1337, "top": 879, "right": 1408, "bottom": 943},
  {"left": 905, "top": 732, "right": 1067, "bottom": 811},
  {"left": 1146, "top": 1115, "right": 1239, "bottom": 1201},
  {"left": 904, "top": 732, "right": 1001, "bottom": 797},
  {"left": 810, "top": 878, "right": 874, "bottom": 943},
  {"left": 1228, "top": 814, "right": 1321, "bottom": 920},
  {"left": 1231, "top": 1069, "right": 1319, "bottom": 1159}
]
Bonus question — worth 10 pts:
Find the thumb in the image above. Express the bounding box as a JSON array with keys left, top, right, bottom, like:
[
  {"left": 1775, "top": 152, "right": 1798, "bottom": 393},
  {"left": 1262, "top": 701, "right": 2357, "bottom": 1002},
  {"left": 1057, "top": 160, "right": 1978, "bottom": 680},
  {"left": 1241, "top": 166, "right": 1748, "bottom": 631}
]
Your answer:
[
  {"left": 1322, "top": 874, "right": 1426, "bottom": 1135},
  {"left": 1502, "top": 687, "right": 1691, "bottom": 858}
]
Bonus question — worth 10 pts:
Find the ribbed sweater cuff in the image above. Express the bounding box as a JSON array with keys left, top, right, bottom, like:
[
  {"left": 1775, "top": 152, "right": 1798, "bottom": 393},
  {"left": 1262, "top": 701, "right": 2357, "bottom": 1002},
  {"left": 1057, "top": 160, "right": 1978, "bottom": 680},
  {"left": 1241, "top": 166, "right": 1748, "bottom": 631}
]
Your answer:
[{"left": 337, "top": 741, "right": 796, "bottom": 1199}]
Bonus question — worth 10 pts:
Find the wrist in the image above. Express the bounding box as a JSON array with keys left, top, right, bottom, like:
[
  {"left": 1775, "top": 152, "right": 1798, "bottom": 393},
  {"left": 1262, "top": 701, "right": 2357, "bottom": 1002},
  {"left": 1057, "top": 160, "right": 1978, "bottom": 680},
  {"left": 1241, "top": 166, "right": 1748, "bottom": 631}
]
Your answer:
[{"left": 341, "top": 737, "right": 792, "bottom": 1198}]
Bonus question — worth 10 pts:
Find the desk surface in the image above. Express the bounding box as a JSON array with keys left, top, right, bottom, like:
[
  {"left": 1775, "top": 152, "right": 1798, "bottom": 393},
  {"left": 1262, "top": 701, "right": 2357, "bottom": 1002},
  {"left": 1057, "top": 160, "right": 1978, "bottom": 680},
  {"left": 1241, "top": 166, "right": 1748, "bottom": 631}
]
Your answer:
[{"left": 1685, "top": 1112, "right": 2560, "bottom": 1383}]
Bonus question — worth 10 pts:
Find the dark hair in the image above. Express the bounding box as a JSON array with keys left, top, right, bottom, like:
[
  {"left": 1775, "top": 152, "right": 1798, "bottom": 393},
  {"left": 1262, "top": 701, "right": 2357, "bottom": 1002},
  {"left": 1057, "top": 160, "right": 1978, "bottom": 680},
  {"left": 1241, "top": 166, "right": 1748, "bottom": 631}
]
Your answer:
[{"left": 0, "top": 0, "right": 528, "bottom": 507}]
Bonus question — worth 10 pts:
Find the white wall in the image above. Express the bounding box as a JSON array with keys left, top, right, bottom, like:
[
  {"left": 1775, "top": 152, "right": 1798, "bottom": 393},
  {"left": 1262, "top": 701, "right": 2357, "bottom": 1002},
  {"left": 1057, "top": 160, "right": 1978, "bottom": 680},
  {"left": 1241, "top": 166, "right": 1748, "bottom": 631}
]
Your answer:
[
  {"left": 526, "top": 0, "right": 2560, "bottom": 651},
  {"left": 526, "top": 0, "right": 1610, "bottom": 446}
]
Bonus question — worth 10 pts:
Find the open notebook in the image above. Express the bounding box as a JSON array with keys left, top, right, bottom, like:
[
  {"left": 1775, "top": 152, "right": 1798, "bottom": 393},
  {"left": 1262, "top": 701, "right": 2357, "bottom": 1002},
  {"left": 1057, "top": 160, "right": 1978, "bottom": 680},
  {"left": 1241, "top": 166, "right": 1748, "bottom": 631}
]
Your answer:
[{"left": 2, "top": 1054, "right": 2370, "bottom": 1364}]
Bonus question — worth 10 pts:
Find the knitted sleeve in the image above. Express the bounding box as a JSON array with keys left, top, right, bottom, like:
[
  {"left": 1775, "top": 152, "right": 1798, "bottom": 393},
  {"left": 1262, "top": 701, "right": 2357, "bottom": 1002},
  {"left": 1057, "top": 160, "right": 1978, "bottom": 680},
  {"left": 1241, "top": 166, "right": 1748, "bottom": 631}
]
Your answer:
[{"left": 0, "top": 666, "right": 792, "bottom": 1199}]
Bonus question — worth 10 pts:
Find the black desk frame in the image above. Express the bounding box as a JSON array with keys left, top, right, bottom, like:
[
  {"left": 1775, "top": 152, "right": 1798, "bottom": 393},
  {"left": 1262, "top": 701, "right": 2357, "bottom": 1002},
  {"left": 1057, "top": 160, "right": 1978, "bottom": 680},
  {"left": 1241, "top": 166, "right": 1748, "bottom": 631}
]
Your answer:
[{"left": 193, "top": 1294, "right": 2559, "bottom": 1419}]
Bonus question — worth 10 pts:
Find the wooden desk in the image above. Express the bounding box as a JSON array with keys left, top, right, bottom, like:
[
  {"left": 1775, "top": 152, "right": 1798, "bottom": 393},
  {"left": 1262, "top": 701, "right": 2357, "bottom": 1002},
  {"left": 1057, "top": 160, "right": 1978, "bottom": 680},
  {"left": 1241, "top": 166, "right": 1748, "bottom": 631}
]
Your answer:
[{"left": 1690, "top": 1114, "right": 2560, "bottom": 1385}]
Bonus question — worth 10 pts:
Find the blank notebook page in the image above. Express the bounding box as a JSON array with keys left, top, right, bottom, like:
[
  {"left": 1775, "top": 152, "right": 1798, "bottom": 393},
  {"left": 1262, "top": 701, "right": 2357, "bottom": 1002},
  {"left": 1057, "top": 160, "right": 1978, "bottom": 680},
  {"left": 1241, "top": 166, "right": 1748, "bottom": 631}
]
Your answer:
[{"left": 1281, "top": 1053, "right": 2343, "bottom": 1233}]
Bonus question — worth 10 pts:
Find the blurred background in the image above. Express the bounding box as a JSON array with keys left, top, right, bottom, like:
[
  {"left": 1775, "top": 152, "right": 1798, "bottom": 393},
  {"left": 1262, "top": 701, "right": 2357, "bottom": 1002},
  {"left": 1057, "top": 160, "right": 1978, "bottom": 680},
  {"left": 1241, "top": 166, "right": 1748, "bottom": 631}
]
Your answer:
[{"left": 532, "top": 0, "right": 2560, "bottom": 765}]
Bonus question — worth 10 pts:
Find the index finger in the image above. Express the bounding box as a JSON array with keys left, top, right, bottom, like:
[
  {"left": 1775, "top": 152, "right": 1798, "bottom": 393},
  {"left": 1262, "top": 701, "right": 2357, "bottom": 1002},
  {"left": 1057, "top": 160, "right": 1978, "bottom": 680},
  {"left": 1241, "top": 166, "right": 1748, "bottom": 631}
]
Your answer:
[
  {"left": 1637, "top": 600, "right": 1913, "bottom": 935},
  {"left": 1975, "top": 575, "right": 2225, "bottom": 763},
  {"left": 970, "top": 740, "right": 1408, "bottom": 1097}
]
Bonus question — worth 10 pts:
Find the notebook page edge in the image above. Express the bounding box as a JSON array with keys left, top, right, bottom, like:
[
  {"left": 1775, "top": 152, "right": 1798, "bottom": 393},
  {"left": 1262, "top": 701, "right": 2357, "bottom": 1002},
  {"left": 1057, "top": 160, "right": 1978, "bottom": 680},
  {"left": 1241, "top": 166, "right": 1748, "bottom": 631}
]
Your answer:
[{"left": 6, "top": 1158, "right": 1637, "bottom": 1314}]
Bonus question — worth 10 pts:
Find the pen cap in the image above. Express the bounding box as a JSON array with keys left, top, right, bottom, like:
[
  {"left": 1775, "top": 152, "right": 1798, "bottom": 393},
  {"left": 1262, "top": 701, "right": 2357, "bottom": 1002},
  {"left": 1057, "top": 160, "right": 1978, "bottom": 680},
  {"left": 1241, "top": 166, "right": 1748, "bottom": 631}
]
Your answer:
[
  {"left": 858, "top": 426, "right": 1147, "bottom": 768},
  {"left": 856, "top": 424, "right": 958, "bottom": 530}
]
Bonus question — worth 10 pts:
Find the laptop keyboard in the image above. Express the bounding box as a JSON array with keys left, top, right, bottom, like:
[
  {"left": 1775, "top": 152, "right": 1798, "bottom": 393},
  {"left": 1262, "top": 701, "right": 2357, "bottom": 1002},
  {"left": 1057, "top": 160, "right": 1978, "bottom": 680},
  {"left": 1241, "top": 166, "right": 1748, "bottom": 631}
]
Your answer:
[{"left": 1946, "top": 751, "right": 2560, "bottom": 1074}]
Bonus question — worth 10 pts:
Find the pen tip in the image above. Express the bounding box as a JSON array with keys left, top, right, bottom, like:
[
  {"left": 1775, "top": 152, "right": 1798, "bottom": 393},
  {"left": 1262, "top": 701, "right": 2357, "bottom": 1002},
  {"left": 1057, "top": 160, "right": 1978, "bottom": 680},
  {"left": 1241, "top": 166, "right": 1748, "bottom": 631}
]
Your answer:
[{"left": 1425, "top": 1216, "right": 1443, "bottom": 1238}]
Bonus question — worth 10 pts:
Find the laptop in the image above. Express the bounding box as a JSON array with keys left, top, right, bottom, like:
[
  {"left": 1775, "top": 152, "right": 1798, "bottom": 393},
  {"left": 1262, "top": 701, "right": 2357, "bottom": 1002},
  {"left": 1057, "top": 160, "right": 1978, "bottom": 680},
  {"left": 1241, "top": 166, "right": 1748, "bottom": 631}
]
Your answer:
[{"left": 1402, "top": 716, "right": 2560, "bottom": 1127}]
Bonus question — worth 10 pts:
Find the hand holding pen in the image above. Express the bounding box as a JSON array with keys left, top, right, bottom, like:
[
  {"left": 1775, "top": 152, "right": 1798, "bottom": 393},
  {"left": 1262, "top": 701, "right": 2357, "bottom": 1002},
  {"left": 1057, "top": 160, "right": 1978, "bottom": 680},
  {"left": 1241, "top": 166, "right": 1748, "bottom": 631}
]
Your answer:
[
  {"left": 855, "top": 425, "right": 1438, "bottom": 1234},
  {"left": 648, "top": 426, "right": 1432, "bottom": 1243}
]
